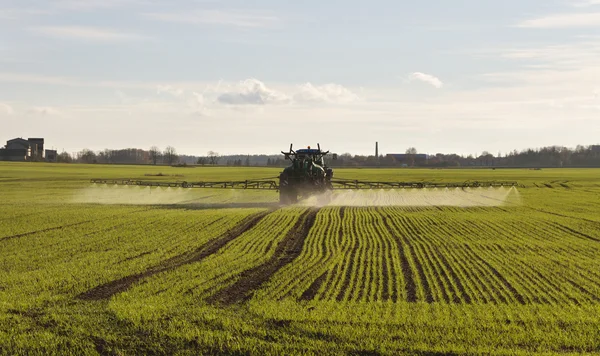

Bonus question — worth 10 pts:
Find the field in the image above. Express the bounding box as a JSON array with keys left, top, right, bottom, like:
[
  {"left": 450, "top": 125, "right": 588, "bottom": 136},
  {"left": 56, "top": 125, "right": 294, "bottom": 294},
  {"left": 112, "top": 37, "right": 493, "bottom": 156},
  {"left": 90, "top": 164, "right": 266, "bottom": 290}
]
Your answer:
[{"left": 1, "top": 162, "right": 600, "bottom": 355}]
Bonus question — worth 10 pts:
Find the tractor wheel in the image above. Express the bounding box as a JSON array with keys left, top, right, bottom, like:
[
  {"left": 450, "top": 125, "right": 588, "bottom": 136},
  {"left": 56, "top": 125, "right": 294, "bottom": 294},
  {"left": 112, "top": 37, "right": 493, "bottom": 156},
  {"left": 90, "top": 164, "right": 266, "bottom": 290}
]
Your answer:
[
  {"left": 279, "top": 187, "right": 297, "bottom": 205},
  {"left": 279, "top": 173, "right": 297, "bottom": 205}
]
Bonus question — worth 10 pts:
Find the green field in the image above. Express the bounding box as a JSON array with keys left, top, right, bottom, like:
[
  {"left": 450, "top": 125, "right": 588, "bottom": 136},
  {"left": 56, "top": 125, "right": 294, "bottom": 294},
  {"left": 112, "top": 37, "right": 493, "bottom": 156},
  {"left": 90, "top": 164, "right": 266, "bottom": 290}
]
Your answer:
[{"left": 1, "top": 162, "right": 600, "bottom": 355}]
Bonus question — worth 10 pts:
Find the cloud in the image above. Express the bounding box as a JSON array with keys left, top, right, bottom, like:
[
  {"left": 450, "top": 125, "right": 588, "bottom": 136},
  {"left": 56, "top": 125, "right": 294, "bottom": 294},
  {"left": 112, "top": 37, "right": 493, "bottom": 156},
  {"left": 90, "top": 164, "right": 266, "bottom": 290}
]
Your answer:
[
  {"left": 217, "top": 79, "right": 289, "bottom": 105},
  {"left": 187, "top": 91, "right": 210, "bottom": 116},
  {"left": 572, "top": 0, "right": 600, "bottom": 7},
  {"left": 157, "top": 85, "right": 184, "bottom": 97},
  {"left": 0, "top": 72, "right": 83, "bottom": 86},
  {"left": 0, "top": 103, "right": 14, "bottom": 115},
  {"left": 408, "top": 72, "right": 444, "bottom": 88},
  {"left": 28, "top": 107, "right": 61, "bottom": 115},
  {"left": 30, "top": 26, "right": 150, "bottom": 42},
  {"left": 143, "top": 9, "right": 279, "bottom": 28},
  {"left": 517, "top": 13, "right": 600, "bottom": 28},
  {"left": 294, "top": 83, "right": 360, "bottom": 104}
]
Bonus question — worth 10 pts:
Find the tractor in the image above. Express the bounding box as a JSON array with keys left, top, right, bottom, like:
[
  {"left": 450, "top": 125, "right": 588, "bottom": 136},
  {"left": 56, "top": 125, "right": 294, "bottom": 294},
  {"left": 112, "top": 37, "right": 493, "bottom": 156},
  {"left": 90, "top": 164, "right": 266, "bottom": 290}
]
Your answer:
[{"left": 278, "top": 144, "right": 335, "bottom": 204}]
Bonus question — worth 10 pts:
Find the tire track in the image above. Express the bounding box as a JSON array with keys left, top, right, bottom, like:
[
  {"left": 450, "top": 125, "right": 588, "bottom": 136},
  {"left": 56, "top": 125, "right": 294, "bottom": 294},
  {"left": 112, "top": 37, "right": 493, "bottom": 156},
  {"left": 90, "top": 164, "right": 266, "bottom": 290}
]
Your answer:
[
  {"left": 549, "top": 222, "right": 600, "bottom": 243},
  {"left": 300, "top": 271, "right": 328, "bottom": 301},
  {"left": 0, "top": 220, "right": 95, "bottom": 242},
  {"left": 208, "top": 208, "right": 319, "bottom": 305},
  {"left": 0, "top": 208, "right": 153, "bottom": 242},
  {"left": 77, "top": 211, "right": 270, "bottom": 301}
]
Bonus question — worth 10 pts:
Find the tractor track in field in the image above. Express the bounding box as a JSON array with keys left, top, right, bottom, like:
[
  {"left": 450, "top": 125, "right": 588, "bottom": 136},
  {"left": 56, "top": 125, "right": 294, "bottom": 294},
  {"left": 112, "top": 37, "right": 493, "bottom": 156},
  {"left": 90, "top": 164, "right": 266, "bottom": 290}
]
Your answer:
[
  {"left": 300, "top": 271, "right": 328, "bottom": 301},
  {"left": 0, "top": 220, "right": 94, "bottom": 242},
  {"left": 77, "top": 211, "right": 271, "bottom": 301},
  {"left": 208, "top": 208, "right": 319, "bottom": 305},
  {"left": 0, "top": 208, "right": 154, "bottom": 243}
]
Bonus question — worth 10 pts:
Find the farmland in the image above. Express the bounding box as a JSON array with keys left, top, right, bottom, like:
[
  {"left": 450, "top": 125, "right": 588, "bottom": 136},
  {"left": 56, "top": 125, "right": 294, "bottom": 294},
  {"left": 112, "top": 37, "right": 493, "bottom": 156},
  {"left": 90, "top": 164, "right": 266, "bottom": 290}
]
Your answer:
[{"left": 1, "top": 162, "right": 600, "bottom": 355}]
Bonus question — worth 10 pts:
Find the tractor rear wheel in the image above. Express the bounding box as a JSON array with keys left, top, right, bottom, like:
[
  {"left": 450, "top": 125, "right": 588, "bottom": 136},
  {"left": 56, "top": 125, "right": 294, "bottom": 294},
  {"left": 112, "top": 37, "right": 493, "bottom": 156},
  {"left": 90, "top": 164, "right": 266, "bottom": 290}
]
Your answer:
[
  {"left": 280, "top": 188, "right": 297, "bottom": 205},
  {"left": 279, "top": 173, "right": 297, "bottom": 205}
]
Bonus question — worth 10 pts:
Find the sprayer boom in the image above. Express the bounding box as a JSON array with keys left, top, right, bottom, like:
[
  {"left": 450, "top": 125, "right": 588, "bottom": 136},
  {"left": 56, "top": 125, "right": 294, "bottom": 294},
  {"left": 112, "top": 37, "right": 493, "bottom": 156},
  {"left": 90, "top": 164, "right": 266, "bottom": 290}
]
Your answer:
[{"left": 90, "top": 178, "right": 518, "bottom": 190}]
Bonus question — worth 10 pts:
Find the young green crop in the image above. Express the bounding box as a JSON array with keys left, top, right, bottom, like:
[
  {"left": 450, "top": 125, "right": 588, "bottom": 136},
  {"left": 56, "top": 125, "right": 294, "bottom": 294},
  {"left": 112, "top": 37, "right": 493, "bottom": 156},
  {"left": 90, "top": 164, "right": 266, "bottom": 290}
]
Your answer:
[{"left": 2, "top": 162, "right": 600, "bottom": 354}]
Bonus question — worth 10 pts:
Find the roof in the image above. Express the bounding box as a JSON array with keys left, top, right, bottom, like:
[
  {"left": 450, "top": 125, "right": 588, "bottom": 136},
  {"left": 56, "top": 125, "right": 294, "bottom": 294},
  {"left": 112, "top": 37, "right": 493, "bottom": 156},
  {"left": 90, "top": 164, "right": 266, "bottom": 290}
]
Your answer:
[
  {"left": 7, "top": 138, "right": 29, "bottom": 144},
  {"left": 296, "top": 149, "right": 321, "bottom": 154}
]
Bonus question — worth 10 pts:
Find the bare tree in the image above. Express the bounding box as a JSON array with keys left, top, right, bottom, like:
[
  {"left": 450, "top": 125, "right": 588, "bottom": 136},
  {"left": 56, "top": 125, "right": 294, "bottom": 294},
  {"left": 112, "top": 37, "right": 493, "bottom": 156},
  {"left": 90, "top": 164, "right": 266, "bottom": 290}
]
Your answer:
[
  {"left": 78, "top": 148, "right": 97, "bottom": 164},
  {"left": 208, "top": 151, "right": 220, "bottom": 165},
  {"left": 57, "top": 151, "right": 72, "bottom": 163},
  {"left": 149, "top": 146, "right": 161, "bottom": 165},
  {"left": 405, "top": 147, "right": 417, "bottom": 155},
  {"left": 196, "top": 156, "right": 207, "bottom": 166},
  {"left": 163, "top": 146, "right": 178, "bottom": 165},
  {"left": 97, "top": 149, "right": 113, "bottom": 164},
  {"left": 405, "top": 147, "right": 417, "bottom": 166}
]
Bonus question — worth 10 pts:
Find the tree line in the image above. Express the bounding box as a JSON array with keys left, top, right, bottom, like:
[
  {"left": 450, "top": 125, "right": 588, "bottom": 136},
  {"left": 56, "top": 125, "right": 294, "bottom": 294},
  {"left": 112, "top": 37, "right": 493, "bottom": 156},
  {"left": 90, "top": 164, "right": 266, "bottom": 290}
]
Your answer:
[{"left": 55, "top": 144, "right": 600, "bottom": 168}]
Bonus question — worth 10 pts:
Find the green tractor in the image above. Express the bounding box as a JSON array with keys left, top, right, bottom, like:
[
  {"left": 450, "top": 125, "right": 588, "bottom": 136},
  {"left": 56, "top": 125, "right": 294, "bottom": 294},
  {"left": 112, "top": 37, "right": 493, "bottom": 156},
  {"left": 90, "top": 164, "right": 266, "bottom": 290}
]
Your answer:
[{"left": 278, "top": 144, "right": 336, "bottom": 204}]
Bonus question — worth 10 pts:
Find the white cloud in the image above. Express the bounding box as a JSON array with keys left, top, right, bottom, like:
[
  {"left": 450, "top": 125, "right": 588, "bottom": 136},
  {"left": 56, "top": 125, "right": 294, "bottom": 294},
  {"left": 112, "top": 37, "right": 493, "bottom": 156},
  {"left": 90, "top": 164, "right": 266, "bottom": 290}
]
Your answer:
[
  {"left": 143, "top": 9, "right": 279, "bottom": 28},
  {"left": 408, "top": 72, "right": 444, "bottom": 88},
  {"left": 28, "top": 107, "right": 61, "bottom": 115},
  {"left": 0, "top": 103, "right": 14, "bottom": 115},
  {"left": 157, "top": 85, "right": 184, "bottom": 97},
  {"left": 0, "top": 72, "right": 83, "bottom": 86},
  {"left": 572, "top": 0, "right": 600, "bottom": 7},
  {"left": 30, "top": 26, "right": 150, "bottom": 42},
  {"left": 293, "top": 83, "right": 360, "bottom": 104},
  {"left": 517, "top": 12, "right": 600, "bottom": 28},
  {"left": 217, "top": 79, "right": 289, "bottom": 105},
  {"left": 188, "top": 91, "right": 210, "bottom": 116}
]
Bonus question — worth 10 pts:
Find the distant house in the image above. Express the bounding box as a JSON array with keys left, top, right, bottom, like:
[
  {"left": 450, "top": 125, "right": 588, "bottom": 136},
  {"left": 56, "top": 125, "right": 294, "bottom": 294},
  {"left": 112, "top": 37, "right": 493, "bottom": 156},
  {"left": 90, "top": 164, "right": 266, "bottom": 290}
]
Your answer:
[
  {"left": 45, "top": 149, "right": 58, "bottom": 162},
  {"left": 0, "top": 137, "right": 53, "bottom": 162}
]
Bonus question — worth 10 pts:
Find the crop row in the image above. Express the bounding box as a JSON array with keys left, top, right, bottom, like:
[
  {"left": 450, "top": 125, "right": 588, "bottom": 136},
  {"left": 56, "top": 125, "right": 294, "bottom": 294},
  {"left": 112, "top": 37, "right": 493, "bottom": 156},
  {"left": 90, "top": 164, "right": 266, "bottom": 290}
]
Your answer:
[
  {"left": 109, "top": 207, "right": 308, "bottom": 320},
  {"left": 0, "top": 207, "right": 262, "bottom": 306},
  {"left": 254, "top": 206, "right": 600, "bottom": 305}
]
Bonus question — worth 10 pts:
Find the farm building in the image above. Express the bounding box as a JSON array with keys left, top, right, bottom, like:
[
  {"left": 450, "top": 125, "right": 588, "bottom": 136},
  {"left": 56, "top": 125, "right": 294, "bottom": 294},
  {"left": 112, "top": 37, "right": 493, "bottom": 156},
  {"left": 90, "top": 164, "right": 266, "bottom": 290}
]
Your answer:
[{"left": 0, "top": 137, "right": 53, "bottom": 161}]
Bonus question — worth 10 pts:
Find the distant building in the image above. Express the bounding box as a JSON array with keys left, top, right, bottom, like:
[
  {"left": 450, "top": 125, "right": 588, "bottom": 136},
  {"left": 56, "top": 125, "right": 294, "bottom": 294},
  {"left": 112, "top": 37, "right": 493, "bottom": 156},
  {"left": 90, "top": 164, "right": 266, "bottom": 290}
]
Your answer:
[
  {"left": 591, "top": 145, "right": 600, "bottom": 153},
  {"left": 0, "top": 148, "right": 28, "bottom": 161},
  {"left": 45, "top": 149, "right": 58, "bottom": 162},
  {"left": 0, "top": 137, "right": 54, "bottom": 162}
]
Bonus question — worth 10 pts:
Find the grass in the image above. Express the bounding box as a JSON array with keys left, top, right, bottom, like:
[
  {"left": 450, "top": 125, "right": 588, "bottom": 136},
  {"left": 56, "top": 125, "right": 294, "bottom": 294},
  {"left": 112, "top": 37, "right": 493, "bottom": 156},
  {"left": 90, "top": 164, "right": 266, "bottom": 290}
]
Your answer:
[{"left": 1, "top": 161, "right": 600, "bottom": 355}]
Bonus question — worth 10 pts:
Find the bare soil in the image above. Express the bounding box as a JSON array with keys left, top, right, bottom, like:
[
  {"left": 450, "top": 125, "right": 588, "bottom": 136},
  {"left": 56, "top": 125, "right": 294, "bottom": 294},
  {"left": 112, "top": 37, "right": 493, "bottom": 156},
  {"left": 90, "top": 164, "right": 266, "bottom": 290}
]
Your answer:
[
  {"left": 78, "top": 211, "right": 270, "bottom": 301},
  {"left": 208, "top": 208, "right": 319, "bottom": 305}
]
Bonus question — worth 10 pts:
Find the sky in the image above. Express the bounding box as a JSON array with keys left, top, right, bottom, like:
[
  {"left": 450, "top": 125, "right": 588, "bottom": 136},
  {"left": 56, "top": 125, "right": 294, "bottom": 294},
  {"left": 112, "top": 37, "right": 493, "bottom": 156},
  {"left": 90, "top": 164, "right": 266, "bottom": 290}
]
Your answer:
[{"left": 1, "top": 0, "right": 599, "bottom": 156}]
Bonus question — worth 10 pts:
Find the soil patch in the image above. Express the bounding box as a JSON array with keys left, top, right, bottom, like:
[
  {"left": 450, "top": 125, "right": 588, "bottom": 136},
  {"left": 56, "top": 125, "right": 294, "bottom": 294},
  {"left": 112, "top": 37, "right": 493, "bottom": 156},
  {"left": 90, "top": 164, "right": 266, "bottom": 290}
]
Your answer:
[
  {"left": 78, "top": 211, "right": 270, "bottom": 301},
  {"left": 300, "top": 271, "right": 328, "bottom": 301},
  {"left": 208, "top": 208, "right": 319, "bottom": 305}
]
